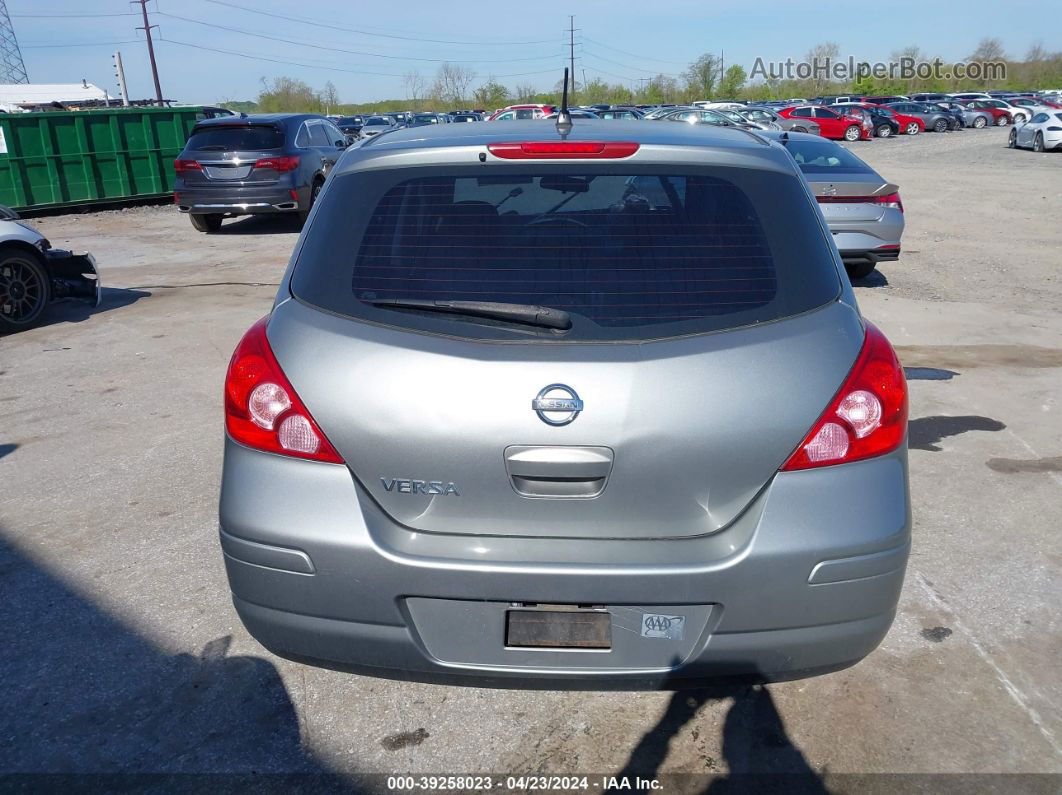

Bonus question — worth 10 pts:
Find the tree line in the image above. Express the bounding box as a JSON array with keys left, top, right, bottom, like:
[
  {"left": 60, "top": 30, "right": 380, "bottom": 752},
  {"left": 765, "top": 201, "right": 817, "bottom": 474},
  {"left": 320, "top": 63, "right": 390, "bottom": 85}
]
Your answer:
[{"left": 223, "top": 39, "right": 1062, "bottom": 115}]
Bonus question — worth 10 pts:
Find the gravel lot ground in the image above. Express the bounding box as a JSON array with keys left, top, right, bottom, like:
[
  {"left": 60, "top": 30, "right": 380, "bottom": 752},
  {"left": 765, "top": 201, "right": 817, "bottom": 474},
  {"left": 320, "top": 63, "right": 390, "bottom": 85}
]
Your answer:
[{"left": 1, "top": 126, "right": 1060, "bottom": 787}]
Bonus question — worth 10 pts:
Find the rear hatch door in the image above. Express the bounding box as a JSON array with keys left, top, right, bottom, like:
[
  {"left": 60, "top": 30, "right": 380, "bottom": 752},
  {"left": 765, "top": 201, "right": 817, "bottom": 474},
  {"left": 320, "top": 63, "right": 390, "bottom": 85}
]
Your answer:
[
  {"left": 180, "top": 122, "right": 287, "bottom": 187},
  {"left": 274, "top": 156, "right": 859, "bottom": 540}
]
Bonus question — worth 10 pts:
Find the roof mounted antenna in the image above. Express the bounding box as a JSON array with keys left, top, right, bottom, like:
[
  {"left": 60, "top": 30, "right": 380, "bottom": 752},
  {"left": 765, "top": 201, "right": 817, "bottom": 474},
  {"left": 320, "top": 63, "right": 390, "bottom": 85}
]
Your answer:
[{"left": 556, "top": 67, "right": 572, "bottom": 135}]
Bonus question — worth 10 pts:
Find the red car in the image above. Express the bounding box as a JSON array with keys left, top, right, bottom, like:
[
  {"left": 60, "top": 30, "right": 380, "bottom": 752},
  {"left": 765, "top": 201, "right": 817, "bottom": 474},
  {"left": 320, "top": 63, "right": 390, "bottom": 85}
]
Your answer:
[
  {"left": 778, "top": 105, "right": 871, "bottom": 141},
  {"left": 858, "top": 103, "right": 925, "bottom": 134},
  {"left": 956, "top": 100, "right": 1013, "bottom": 126}
]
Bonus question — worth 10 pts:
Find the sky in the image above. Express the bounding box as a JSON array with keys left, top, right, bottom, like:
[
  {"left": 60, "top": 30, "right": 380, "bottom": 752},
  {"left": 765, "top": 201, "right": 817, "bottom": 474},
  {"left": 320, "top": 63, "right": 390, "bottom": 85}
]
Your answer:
[{"left": 10, "top": 0, "right": 1057, "bottom": 105}]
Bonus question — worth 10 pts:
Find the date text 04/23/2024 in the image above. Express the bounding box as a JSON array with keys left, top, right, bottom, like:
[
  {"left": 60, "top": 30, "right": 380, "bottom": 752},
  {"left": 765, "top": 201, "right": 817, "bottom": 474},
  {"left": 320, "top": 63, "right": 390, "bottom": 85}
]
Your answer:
[{"left": 386, "top": 775, "right": 663, "bottom": 791}]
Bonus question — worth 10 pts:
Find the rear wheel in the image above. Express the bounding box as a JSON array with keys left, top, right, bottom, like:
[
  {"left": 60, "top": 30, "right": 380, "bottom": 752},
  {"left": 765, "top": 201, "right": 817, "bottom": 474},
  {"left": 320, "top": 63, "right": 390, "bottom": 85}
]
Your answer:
[
  {"left": 843, "top": 125, "right": 861, "bottom": 141},
  {"left": 189, "top": 213, "right": 223, "bottom": 233},
  {"left": 973, "top": 116, "right": 987, "bottom": 129},
  {"left": 875, "top": 124, "right": 893, "bottom": 138},
  {"left": 1013, "top": 112, "right": 1027, "bottom": 123},
  {"left": 905, "top": 122, "right": 920, "bottom": 135},
  {"left": 0, "top": 247, "right": 50, "bottom": 332},
  {"left": 845, "top": 261, "right": 876, "bottom": 281},
  {"left": 933, "top": 119, "right": 948, "bottom": 133},
  {"left": 300, "top": 179, "right": 324, "bottom": 224},
  {"left": 995, "top": 115, "right": 1008, "bottom": 127},
  {"left": 1034, "top": 133, "right": 1045, "bottom": 153},
  {"left": 793, "top": 126, "right": 808, "bottom": 133}
]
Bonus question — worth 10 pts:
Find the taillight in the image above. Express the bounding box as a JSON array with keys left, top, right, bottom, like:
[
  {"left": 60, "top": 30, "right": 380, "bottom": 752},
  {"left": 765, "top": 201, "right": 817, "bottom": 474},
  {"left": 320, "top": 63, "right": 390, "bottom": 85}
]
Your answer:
[
  {"left": 487, "top": 141, "right": 639, "bottom": 159},
  {"left": 253, "top": 155, "right": 300, "bottom": 172},
  {"left": 817, "top": 192, "right": 903, "bottom": 212},
  {"left": 224, "top": 317, "right": 343, "bottom": 464},
  {"left": 876, "top": 192, "right": 903, "bottom": 211},
  {"left": 174, "top": 158, "right": 201, "bottom": 173},
  {"left": 781, "top": 323, "right": 907, "bottom": 471}
]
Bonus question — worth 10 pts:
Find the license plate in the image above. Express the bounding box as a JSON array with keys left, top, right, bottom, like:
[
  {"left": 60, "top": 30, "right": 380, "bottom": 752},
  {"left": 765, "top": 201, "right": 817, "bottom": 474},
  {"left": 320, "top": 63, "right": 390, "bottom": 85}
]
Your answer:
[{"left": 505, "top": 608, "right": 611, "bottom": 649}]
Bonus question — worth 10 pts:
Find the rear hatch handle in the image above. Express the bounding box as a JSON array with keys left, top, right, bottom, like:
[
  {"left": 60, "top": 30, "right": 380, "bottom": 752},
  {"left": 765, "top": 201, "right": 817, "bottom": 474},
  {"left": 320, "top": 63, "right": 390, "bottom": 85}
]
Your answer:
[{"left": 504, "top": 446, "right": 614, "bottom": 499}]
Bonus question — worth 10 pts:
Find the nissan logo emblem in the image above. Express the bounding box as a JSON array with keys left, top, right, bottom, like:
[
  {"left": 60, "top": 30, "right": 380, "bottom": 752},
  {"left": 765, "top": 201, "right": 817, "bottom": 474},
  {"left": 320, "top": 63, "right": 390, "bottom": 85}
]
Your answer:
[{"left": 532, "top": 384, "right": 583, "bottom": 426}]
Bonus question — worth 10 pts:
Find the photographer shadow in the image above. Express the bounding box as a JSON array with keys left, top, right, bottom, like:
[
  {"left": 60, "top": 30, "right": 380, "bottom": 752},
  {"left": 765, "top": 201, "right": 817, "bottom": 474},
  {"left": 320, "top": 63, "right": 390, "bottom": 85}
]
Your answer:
[
  {"left": 0, "top": 527, "right": 358, "bottom": 789},
  {"left": 615, "top": 680, "right": 827, "bottom": 794}
]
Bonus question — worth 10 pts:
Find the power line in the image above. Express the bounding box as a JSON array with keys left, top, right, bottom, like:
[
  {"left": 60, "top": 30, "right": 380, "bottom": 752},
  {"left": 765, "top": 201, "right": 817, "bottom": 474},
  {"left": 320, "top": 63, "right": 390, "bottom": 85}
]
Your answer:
[
  {"left": 580, "top": 48, "right": 683, "bottom": 78},
  {"left": 578, "top": 63, "right": 647, "bottom": 83},
  {"left": 580, "top": 36, "right": 688, "bottom": 66},
  {"left": 11, "top": 13, "right": 138, "bottom": 18},
  {"left": 200, "top": 0, "right": 557, "bottom": 46},
  {"left": 156, "top": 11, "right": 565, "bottom": 64},
  {"left": 158, "top": 36, "right": 406, "bottom": 77},
  {"left": 22, "top": 40, "right": 141, "bottom": 48},
  {"left": 158, "top": 36, "right": 565, "bottom": 80}
]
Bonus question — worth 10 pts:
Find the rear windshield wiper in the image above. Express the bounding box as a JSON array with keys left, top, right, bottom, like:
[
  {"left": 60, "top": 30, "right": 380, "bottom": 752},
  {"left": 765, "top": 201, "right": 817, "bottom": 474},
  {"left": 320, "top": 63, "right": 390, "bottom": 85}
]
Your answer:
[{"left": 365, "top": 297, "right": 572, "bottom": 331}]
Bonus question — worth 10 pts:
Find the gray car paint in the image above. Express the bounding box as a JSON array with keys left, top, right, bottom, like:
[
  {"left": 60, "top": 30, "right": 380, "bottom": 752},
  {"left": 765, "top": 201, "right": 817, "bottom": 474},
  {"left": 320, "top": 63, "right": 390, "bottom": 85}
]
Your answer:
[
  {"left": 175, "top": 114, "right": 346, "bottom": 218},
  {"left": 219, "top": 120, "right": 909, "bottom": 686},
  {"left": 758, "top": 131, "right": 904, "bottom": 265}
]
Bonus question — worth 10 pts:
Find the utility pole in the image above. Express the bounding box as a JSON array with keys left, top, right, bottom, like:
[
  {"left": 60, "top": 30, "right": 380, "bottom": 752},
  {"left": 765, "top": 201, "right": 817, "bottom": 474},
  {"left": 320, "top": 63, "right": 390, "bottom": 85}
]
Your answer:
[
  {"left": 135, "top": 0, "right": 164, "bottom": 106},
  {"left": 569, "top": 16, "right": 576, "bottom": 104},
  {"left": 113, "top": 51, "right": 131, "bottom": 106}
]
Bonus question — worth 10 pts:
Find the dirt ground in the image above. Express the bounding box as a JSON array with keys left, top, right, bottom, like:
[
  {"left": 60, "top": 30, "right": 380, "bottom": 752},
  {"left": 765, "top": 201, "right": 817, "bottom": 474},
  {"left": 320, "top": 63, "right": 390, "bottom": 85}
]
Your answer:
[{"left": 1, "top": 125, "right": 1060, "bottom": 786}]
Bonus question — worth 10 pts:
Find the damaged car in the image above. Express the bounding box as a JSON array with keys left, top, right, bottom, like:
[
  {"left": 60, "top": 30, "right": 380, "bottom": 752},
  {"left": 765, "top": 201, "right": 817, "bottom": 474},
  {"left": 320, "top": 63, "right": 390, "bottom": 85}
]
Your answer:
[{"left": 0, "top": 206, "right": 100, "bottom": 333}]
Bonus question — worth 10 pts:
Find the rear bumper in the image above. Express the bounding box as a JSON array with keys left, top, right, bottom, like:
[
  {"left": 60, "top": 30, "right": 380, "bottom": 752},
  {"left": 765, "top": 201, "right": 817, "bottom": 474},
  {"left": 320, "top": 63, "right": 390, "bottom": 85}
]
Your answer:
[
  {"left": 175, "top": 184, "right": 304, "bottom": 215},
  {"left": 219, "top": 438, "right": 911, "bottom": 688},
  {"left": 829, "top": 212, "right": 905, "bottom": 262},
  {"left": 840, "top": 247, "right": 901, "bottom": 267}
]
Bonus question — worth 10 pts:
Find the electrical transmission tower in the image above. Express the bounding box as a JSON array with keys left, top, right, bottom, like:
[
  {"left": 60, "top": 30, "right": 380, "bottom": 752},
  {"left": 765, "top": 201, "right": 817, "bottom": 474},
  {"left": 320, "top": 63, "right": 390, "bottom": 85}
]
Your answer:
[{"left": 0, "top": 0, "right": 28, "bottom": 84}]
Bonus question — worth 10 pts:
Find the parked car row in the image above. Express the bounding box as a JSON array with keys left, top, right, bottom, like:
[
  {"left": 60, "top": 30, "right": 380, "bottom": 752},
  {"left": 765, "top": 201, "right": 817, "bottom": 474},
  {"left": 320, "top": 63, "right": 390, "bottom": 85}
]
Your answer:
[
  {"left": 171, "top": 86, "right": 1056, "bottom": 237},
  {"left": 331, "top": 109, "right": 488, "bottom": 139}
]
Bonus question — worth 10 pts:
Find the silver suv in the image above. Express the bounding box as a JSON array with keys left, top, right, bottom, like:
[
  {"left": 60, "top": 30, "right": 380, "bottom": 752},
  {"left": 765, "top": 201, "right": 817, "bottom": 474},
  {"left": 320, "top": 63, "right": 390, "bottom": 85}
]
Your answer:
[{"left": 219, "top": 121, "right": 910, "bottom": 687}]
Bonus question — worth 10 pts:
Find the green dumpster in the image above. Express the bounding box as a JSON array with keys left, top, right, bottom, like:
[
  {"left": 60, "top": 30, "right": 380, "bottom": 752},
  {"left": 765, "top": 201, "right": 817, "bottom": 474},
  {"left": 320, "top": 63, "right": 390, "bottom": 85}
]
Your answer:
[{"left": 0, "top": 106, "right": 206, "bottom": 212}]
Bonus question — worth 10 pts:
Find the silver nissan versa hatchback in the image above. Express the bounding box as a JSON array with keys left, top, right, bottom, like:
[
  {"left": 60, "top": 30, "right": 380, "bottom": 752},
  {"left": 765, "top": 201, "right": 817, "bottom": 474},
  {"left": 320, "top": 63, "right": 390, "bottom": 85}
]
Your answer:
[{"left": 219, "top": 118, "right": 911, "bottom": 688}]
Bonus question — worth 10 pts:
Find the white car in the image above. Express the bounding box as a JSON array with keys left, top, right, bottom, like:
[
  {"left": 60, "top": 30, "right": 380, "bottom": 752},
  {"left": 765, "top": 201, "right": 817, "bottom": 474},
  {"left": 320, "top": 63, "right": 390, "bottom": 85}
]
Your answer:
[
  {"left": 1008, "top": 111, "right": 1062, "bottom": 152},
  {"left": 691, "top": 101, "right": 746, "bottom": 110},
  {"left": 951, "top": 92, "right": 993, "bottom": 101},
  {"left": 0, "top": 206, "right": 100, "bottom": 332},
  {"left": 1005, "top": 98, "right": 1057, "bottom": 122}
]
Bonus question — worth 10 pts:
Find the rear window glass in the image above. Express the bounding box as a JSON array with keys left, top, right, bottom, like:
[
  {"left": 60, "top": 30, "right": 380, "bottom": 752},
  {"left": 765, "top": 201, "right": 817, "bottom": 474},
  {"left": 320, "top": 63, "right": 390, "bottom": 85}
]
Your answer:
[
  {"left": 780, "top": 140, "right": 873, "bottom": 174},
  {"left": 185, "top": 125, "right": 283, "bottom": 150},
  {"left": 292, "top": 166, "right": 839, "bottom": 342}
]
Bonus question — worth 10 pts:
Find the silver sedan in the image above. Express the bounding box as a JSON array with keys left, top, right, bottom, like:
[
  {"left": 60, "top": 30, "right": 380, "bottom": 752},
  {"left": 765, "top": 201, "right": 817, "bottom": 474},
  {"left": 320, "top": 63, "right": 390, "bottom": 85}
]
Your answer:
[{"left": 742, "top": 106, "right": 822, "bottom": 135}]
